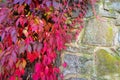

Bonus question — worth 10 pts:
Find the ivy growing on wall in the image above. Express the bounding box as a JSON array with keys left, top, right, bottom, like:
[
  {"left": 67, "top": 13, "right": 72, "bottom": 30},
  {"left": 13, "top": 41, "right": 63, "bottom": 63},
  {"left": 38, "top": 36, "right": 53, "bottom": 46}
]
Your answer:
[{"left": 0, "top": 0, "right": 96, "bottom": 80}]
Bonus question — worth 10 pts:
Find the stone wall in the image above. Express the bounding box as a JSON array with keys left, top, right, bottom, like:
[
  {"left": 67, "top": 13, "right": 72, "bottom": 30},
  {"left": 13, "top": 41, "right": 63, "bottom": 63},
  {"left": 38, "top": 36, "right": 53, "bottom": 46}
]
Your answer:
[{"left": 61, "top": 0, "right": 120, "bottom": 80}]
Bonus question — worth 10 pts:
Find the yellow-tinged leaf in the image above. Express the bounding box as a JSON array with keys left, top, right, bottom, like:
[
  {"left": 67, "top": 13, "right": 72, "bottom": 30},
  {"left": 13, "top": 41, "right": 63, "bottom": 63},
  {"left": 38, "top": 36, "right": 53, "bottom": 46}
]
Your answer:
[
  {"left": 16, "top": 76, "right": 18, "bottom": 80},
  {"left": 35, "top": 18, "right": 39, "bottom": 24},
  {"left": 47, "top": 12, "right": 51, "bottom": 15},
  {"left": 22, "top": 59, "right": 26, "bottom": 68},
  {"left": 23, "top": 29, "right": 28, "bottom": 37},
  {"left": 44, "top": 13, "right": 47, "bottom": 16},
  {"left": 16, "top": 59, "right": 26, "bottom": 68},
  {"left": 64, "top": 13, "right": 68, "bottom": 17},
  {"left": 0, "top": 49, "right": 2, "bottom": 53},
  {"left": 50, "top": 7, "right": 53, "bottom": 11},
  {"left": 16, "top": 60, "right": 21, "bottom": 68},
  {"left": 27, "top": 11, "right": 31, "bottom": 16}
]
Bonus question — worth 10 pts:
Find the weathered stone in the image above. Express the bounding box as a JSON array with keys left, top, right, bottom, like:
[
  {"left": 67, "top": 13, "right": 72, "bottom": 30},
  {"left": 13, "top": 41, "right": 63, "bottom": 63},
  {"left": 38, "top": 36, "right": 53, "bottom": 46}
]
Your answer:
[
  {"left": 66, "top": 45, "right": 95, "bottom": 54},
  {"left": 117, "top": 29, "right": 120, "bottom": 44},
  {"left": 62, "top": 54, "right": 93, "bottom": 76},
  {"left": 99, "top": 8, "right": 117, "bottom": 18},
  {"left": 104, "top": 0, "right": 120, "bottom": 12},
  {"left": 66, "top": 78, "right": 87, "bottom": 80},
  {"left": 82, "top": 18, "right": 116, "bottom": 46},
  {"left": 65, "top": 28, "right": 95, "bottom": 54},
  {"left": 116, "top": 47, "right": 120, "bottom": 54},
  {"left": 85, "top": 1, "right": 117, "bottom": 18},
  {"left": 85, "top": 4, "right": 95, "bottom": 18},
  {"left": 114, "top": 31, "right": 119, "bottom": 46},
  {"left": 98, "top": 0, "right": 117, "bottom": 18},
  {"left": 115, "top": 16, "right": 120, "bottom": 26},
  {"left": 95, "top": 49, "right": 120, "bottom": 79},
  {"left": 61, "top": 0, "right": 120, "bottom": 80}
]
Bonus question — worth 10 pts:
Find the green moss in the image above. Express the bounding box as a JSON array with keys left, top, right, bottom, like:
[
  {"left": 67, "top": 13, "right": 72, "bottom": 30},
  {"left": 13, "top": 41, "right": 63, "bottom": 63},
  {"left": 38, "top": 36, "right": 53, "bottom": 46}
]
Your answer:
[
  {"left": 106, "top": 26, "right": 113, "bottom": 43},
  {"left": 109, "top": 9, "right": 114, "bottom": 14},
  {"left": 96, "top": 49, "right": 120, "bottom": 76}
]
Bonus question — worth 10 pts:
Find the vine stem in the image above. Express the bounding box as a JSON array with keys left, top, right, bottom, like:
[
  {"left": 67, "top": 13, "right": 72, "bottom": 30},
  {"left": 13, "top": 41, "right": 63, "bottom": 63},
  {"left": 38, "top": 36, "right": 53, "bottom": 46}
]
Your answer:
[{"left": 90, "top": 0, "right": 106, "bottom": 22}]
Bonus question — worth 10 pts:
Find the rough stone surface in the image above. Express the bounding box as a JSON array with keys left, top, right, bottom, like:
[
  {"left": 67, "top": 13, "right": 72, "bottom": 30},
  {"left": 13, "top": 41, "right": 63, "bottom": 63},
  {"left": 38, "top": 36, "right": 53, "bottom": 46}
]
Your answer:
[
  {"left": 82, "top": 18, "right": 116, "bottom": 46},
  {"left": 115, "top": 16, "right": 120, "bottom": 26},
  {"left": 61, "top": 0, "right": 120, "bottom": 80},
  {"left": 95, "top": 49, "right": 120, "bottom": 79},
  {"left": 99, "top": 8, "right": 117, "bottom": 18},
  {"left": 66, "top": 45, "right": 95, "bottom": 54},
  {"left": 63, "top": 54, "right": 93, "bottom": 76},
  {"left": 118, "top": 30, "right": 120, "bottom": 44},
  {"left": 104, "top": 0, "right": 120, "bottom": 12},
  {"left": 85, "top": 4, "right": 98, "bottom": 18},
  {"left": 66, "top": 78, "right": 87, "bottom": 80}
]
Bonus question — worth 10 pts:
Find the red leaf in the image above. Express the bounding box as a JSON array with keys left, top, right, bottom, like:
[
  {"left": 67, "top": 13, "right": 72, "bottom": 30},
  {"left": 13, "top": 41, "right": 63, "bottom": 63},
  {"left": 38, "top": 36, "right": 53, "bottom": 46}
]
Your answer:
[
  {"left": 60, "top": 73, "right": 64, "bottom": 80},
  {"left": 53, "top": 67, "right": 60, "bottom": 73},
  {"left": 62, "top": 62, "right": 67, "bottom": 68},
  {"left": 25, "top": 37, "right": 33, "bottom": 45},
  {"left": 21, "top": 69, "right": 25, "bottom": 75},
  {"left": 45, "top": 66, "right": 49, "bottom": 75},
  {"left": 9, "top": 76, "right": 16, "bottom": 80},
  {"left": 27, "top": 52, "right": 34, "bottom": 63},
  {"left": 34, "top": 63, "right": 43, "bottom": 73},
  {"left": 16, "top": 16, "right": 27, "bottom": 27},
  {"left": 27, "top": 52, "right": 39, "bottom": 63},
  {"left": 32, "top": 73, "right": 39, "bottom": 80},
  {"left": 18, "top": 5, "right": 24, "bottom": 14}
]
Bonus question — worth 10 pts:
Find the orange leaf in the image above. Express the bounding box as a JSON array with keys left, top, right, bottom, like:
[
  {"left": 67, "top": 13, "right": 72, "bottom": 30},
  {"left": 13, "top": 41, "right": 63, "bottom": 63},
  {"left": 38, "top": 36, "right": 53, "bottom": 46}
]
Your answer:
[
  {"left": 16, "top": 60, "right": 21, "bottom": 68},
  {"left": 22, "top": 59, "right": 26, "bottom": 68},
  {"left": 0, "top": 49, "right": 2, "bottom": 53}
]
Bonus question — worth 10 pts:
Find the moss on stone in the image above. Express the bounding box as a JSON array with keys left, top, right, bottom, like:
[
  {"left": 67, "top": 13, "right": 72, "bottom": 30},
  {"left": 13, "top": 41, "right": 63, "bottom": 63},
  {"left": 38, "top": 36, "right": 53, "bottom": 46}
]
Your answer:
[
  {"left": 106, "top": 26, "right": 113, "bottom": 44},
  {"left": 96, "top": 49, "right": 120, "bottom": 76}
]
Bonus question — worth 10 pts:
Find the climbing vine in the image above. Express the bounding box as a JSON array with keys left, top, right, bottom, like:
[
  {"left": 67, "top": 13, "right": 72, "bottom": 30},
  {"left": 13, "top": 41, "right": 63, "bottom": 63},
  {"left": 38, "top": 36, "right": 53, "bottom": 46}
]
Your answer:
[{"left": 0, "top": 0, "right": 96, "bottom": 80}]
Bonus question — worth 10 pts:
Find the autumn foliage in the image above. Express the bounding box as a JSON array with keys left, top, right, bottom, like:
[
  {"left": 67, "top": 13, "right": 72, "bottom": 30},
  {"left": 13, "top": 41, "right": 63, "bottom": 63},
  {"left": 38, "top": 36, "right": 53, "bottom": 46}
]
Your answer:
[{"left": 0, "top": 0, "right": 93, "bottom": 80}]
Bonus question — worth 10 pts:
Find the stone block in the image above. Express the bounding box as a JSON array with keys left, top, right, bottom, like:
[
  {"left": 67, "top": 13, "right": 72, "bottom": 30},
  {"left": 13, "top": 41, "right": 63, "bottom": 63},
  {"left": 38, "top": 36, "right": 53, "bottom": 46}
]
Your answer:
[
  {"left": 66, "top": 78, "right": 87, "bottom": 80},
  {"left": 104, "top": 0, "right": 120, "bottom": 12},
  {"left": 82, "top": 18, "right": 116, "bottom": 46},
  {"left": 99, "top": 8, "right": 117, "bottom": 18},
  {"left": 95, "top": 49, "right": 120, "bottom": 80},
  {"left": 115, "top": 16, "right": 120, "bottom": 26},
  {"left": 66, "top": 45, "right": 95, "bottom": 54},
  {"left": 85, "top": 1, "right": 117, "bottom": 18},
  {"left": 62, "top": 54, "right": 93, "bottom": 76}
]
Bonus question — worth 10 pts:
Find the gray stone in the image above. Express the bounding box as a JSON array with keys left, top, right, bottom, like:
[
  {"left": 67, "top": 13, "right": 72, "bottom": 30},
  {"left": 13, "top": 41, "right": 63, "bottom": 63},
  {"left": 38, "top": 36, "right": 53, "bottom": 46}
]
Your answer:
[
  {"left": 82, "top": 18, "right": 116, "bottom": 46},
  {"left": 114, "top": 28, "right": 120, "bottom": 46},
  {"left": 85, "top": 4, "right": 94, "bottom": 18},
  {"left": 63, "top": 54, "right": 93, "bottom": 76},
  {"left": 98, "top": 1, "right": 117, "bottom": 18},
  {"left": 118, "top": 29, "right": 120, "bottom": 43},
  {"left": 66, "top": 45, "right": 95, "bottom": 54},
  {"left": 85, "top": 4, "right": 99, "bottom": 18},
  {"left": 99, "top": 8, "right": 117, "bottom": 18},
  {"left": 115, "top": 16, "right": 120, "bottom": 26},
  {"left": 104, "top": 0, "right": 120, "bottom": 12},
  {"left": 66, "top": 78, "right": 87, "bottom": 80},
  {"left": 114, "top": 31, "right": 119, "bottom": 46},
  {"left": 85, "top": 1, "right": 117, "bottom": 18}
]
